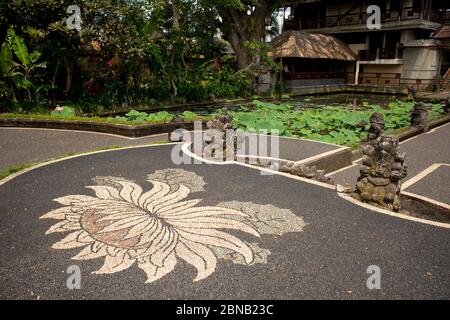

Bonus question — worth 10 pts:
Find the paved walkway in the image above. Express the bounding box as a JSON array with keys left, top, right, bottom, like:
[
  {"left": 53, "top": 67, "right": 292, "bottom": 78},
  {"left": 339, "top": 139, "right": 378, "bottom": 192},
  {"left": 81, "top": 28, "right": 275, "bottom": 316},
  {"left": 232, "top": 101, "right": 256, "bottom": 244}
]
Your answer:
[
  {"left": 0, "top": 139, "right": 449, "bottom": 299},
  {"left": 0, "top": 128, "right": 349, "bottom": 171},
  {"left": 0, "top": 128, "right": 169, "bottom": 170}
]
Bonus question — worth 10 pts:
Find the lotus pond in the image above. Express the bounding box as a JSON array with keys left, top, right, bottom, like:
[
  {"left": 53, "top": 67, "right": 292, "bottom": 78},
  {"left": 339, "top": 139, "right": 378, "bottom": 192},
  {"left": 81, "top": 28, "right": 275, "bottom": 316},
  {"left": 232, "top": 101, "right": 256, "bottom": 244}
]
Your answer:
[
  {"left": 2, "top": 94, "right": 446, "bottom": 148},
  {"left": 114, "top": 96, "right": 445, "bottom": 147},
  {"left": 229, "top": 100, "right": 445, "bottom": 147}
]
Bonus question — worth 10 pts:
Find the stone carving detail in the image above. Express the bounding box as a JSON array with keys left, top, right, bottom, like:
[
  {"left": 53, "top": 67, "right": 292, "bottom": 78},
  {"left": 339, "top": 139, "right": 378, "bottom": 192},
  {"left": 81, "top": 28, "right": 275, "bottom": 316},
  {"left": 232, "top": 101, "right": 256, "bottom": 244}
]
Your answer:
[
  {"left": 204, "top": 108, "right": 243, "bottom": 161},
  {"left": 207, "top": 107, "right": 234, "bottom": 132},
  {"left": 354, "top": 113, "right": 408, "bottom": 212},
  {"left": 411, "top": 102, "right": 428, "bottom": 131},
  {"left": 279, "top": 161, "right": 335, "bottom": 185}
]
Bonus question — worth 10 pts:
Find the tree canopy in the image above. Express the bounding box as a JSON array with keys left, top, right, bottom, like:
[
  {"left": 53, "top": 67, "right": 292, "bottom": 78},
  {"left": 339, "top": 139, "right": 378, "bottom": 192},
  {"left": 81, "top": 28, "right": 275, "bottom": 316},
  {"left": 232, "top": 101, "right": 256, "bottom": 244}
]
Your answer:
[{"left": 0, "top": 0, "right": 284, "bottom": 112}]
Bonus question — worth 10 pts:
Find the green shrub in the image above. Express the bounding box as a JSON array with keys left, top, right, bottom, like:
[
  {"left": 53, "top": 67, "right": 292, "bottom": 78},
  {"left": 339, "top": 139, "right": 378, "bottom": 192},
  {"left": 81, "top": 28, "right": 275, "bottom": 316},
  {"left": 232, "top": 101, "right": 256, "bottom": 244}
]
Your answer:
[
  {"left": 117, "top": 110, "right": 175, "bottom": 123},
  {"left": 207, "top": 68, "right": 251, "bottom": 99},
  {"left": 180, "top": 110, "right": 199, "bottom": 121}
]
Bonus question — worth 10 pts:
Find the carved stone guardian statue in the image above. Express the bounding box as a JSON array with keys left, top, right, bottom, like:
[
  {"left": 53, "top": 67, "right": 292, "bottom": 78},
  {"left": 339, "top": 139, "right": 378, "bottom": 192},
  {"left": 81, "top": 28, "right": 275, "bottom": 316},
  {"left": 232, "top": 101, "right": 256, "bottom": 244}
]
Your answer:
[{"left": 354, "top": 113, "right": 408, "bottom": 212}]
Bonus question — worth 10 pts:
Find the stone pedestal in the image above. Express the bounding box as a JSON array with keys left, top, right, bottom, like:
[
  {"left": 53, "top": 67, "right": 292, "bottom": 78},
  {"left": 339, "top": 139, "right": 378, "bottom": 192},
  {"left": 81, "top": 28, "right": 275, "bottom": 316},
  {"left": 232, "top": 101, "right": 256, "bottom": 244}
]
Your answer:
[{"left": 354, "top": 113, "right": 408, "bottom": 212}]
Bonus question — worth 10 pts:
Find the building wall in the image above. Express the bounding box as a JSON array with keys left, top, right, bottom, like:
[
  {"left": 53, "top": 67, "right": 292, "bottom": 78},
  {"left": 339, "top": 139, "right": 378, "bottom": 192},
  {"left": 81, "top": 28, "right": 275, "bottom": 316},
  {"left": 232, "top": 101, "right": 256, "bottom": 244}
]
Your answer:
[
  {"left": 400, "top": 30, "right": 416, "bottom": 42},
  {"left": 359, "top": 64, "right": 403, "bottom": 86},
  {"left": 402, "top": 47, "right": 440, "bottom": 80},
  {"left": 284, "top": 78, "right": 346, "bottom": 88},
  {"left": 362, "top": 64, "right": 403, "bottom": 73},
  {"left": 348, "top": 43, "right": 367, "bottom": 55}
]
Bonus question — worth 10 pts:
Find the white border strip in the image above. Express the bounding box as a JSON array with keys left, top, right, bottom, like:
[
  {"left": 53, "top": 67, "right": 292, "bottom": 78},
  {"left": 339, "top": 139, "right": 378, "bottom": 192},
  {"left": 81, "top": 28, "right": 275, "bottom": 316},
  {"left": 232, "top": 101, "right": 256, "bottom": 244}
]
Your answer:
[
  {"left": 232, "top": 146, "right": 349, "bottom": 165},
  {"left": 326, "top": 123, "right": 450, "bottom": 178},
  {"left": 294, "top": 146, "right": 349, "bottom": 165},
  {"left": 401, "top": 163, "right": 449, "bottom": 190},
  {"left": 189, "top": 130, "right": 347, "bottom": 149}
]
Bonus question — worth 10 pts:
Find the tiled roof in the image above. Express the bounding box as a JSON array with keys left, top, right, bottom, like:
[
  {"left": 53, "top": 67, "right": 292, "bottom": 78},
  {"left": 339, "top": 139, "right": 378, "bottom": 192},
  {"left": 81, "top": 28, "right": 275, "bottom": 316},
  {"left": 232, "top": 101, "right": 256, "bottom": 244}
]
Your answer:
[
  {"left": 270, "top": 31, "right": 357, "bottom": 61},
  {"left": 433, "top": 26, "right": 450, "bottom": 39}
]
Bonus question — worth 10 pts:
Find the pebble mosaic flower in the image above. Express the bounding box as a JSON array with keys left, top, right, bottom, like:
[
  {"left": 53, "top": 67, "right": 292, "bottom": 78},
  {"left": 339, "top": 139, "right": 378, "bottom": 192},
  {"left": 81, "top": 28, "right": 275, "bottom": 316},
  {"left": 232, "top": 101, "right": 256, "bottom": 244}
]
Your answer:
[{"left": 41, "top": 169, "right": 306, "bottom": 283}]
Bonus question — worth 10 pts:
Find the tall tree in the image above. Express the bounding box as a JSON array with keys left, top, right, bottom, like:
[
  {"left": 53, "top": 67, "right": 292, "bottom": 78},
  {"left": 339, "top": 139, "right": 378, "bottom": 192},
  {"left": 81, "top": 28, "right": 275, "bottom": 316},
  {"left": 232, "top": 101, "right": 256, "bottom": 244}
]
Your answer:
[{"left": 213, "top": 0, "right": 279, "bottom": 70}]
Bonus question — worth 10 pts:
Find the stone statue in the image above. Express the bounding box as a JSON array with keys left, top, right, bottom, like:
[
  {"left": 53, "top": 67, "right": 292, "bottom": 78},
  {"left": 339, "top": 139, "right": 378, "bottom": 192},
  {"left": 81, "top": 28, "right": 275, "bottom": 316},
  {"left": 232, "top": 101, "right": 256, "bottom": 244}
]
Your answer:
[
  {"left": 411, "top": 102, "right": 428, "bottom": 131},
  {"left": 407, "top": 86, "right": 417, "bottom": 99},
  {"left": 354, "top": 113, "right": 408, "bottom": 212},
  {"left": 206, "top": 107, "right": 234, "bottom": 132},
  {"left": 367, "top": 112, "right": 385, "bottom": 143},
  {"left": 204, "top": 108, "right": 242, "bottom": 161}
]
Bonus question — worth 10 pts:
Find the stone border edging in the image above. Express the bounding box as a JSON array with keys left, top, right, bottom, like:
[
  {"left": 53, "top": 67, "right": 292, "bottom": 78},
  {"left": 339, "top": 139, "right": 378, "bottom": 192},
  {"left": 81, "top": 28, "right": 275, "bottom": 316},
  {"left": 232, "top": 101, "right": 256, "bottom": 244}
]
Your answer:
[
  {"left": 396, "top": 115, "right": 450, "bottom": 141},
  {"left": 0, "top": 117, "right": 205, "bottom": 138},
  {"left": 302, "top": 147, "right": 353, "bottom": 174}
]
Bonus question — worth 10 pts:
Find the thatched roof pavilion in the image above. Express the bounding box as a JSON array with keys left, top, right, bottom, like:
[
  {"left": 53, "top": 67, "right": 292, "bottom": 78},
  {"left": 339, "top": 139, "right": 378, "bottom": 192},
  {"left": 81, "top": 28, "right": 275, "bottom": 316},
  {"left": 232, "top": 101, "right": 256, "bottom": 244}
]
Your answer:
[{"left": 270, "top": 31, "right": 357, "bottom": 61}]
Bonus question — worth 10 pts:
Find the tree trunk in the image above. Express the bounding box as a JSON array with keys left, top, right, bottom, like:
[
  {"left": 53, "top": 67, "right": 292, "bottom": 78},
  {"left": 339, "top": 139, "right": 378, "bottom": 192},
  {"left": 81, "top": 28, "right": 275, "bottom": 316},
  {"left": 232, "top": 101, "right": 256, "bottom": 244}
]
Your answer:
[
  {"left": 64, "top": 58, "right": 73, "bottom": 96},
  {"left": 219, "top": 1, "right": 272, "bottom": 71},
  {"left": 172, "top": 0, "right": 181, "bottom": 30}
]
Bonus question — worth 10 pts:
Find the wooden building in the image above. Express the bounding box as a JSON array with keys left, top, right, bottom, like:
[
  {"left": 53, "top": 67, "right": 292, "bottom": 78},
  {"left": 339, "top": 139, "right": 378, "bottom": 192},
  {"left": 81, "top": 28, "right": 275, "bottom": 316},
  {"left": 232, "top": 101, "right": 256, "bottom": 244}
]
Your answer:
[{"left": 277, "top": 0, "right": 450, "bottom": 91}]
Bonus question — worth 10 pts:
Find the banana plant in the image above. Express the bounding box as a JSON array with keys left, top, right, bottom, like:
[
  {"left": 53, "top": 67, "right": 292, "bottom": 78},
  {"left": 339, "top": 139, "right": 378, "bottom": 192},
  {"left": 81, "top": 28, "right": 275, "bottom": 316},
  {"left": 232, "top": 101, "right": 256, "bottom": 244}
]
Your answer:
[
  {"left": 1, "top": 28, "right": 46, "bottom": 101},
  {"left": 0, "top": 39, "right": 21, "bottom": 102}
]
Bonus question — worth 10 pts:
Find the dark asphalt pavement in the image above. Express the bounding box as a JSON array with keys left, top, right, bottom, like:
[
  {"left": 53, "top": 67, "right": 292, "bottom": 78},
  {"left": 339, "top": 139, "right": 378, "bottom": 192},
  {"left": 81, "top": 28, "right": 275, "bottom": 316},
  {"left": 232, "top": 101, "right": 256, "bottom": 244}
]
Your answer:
[
  {"left": 404, "top": 166, "right": 450, "bottom": 205},
  {"left": 0, "top": 144, "right": 449, "bottom": 300},
  {"left": 0, "top": 128, "right": 169, "bottom": 170}
]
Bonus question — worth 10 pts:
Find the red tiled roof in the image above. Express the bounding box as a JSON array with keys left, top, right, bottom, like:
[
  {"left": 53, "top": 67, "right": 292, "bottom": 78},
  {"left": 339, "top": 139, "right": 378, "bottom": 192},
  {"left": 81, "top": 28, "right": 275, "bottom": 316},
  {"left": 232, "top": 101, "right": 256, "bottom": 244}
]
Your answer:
[{"left": 433, "top": 26, "right": 450, "bottom": 39}]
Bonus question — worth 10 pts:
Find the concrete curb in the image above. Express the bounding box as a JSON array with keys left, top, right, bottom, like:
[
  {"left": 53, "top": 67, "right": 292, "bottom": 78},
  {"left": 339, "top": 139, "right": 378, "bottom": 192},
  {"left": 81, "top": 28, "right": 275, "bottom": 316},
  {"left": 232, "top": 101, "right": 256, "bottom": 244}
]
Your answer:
[
  {"left": 303, "top": 147, "right": 353, "bottom": 174},
  {"left": 0, "top": 117, "right": 205, "bottom": 138}
]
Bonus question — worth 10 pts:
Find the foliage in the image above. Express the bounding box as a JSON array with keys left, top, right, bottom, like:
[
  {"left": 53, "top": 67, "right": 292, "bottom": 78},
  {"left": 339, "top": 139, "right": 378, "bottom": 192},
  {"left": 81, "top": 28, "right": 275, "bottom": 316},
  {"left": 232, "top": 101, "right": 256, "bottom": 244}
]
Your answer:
[
  {"left": 245, "top": 40, "right": 281, "bottom": 72},
  {"left": 1, "top": 0, "right": 285, "bottom": 111},
  {"left": 207, "top": 67, "right": 252, "bottom": 99},
  {"left": 179, "top": 110, "right": 199, "bottom": 121},
  {"left": 0, "top": 28, "right": 46, "bottom": 105},
  {"left": 118, "top": 110, "right": 175, "bottom": 123},
  {"left": 0, "top": 163, "right": 32, "bottom": 181},
  {"left": 115, "top": 109, "right": 208, "bottom": 123},
  {"left": 231, "top": 100, "right": 446, "bottom": 147}
]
